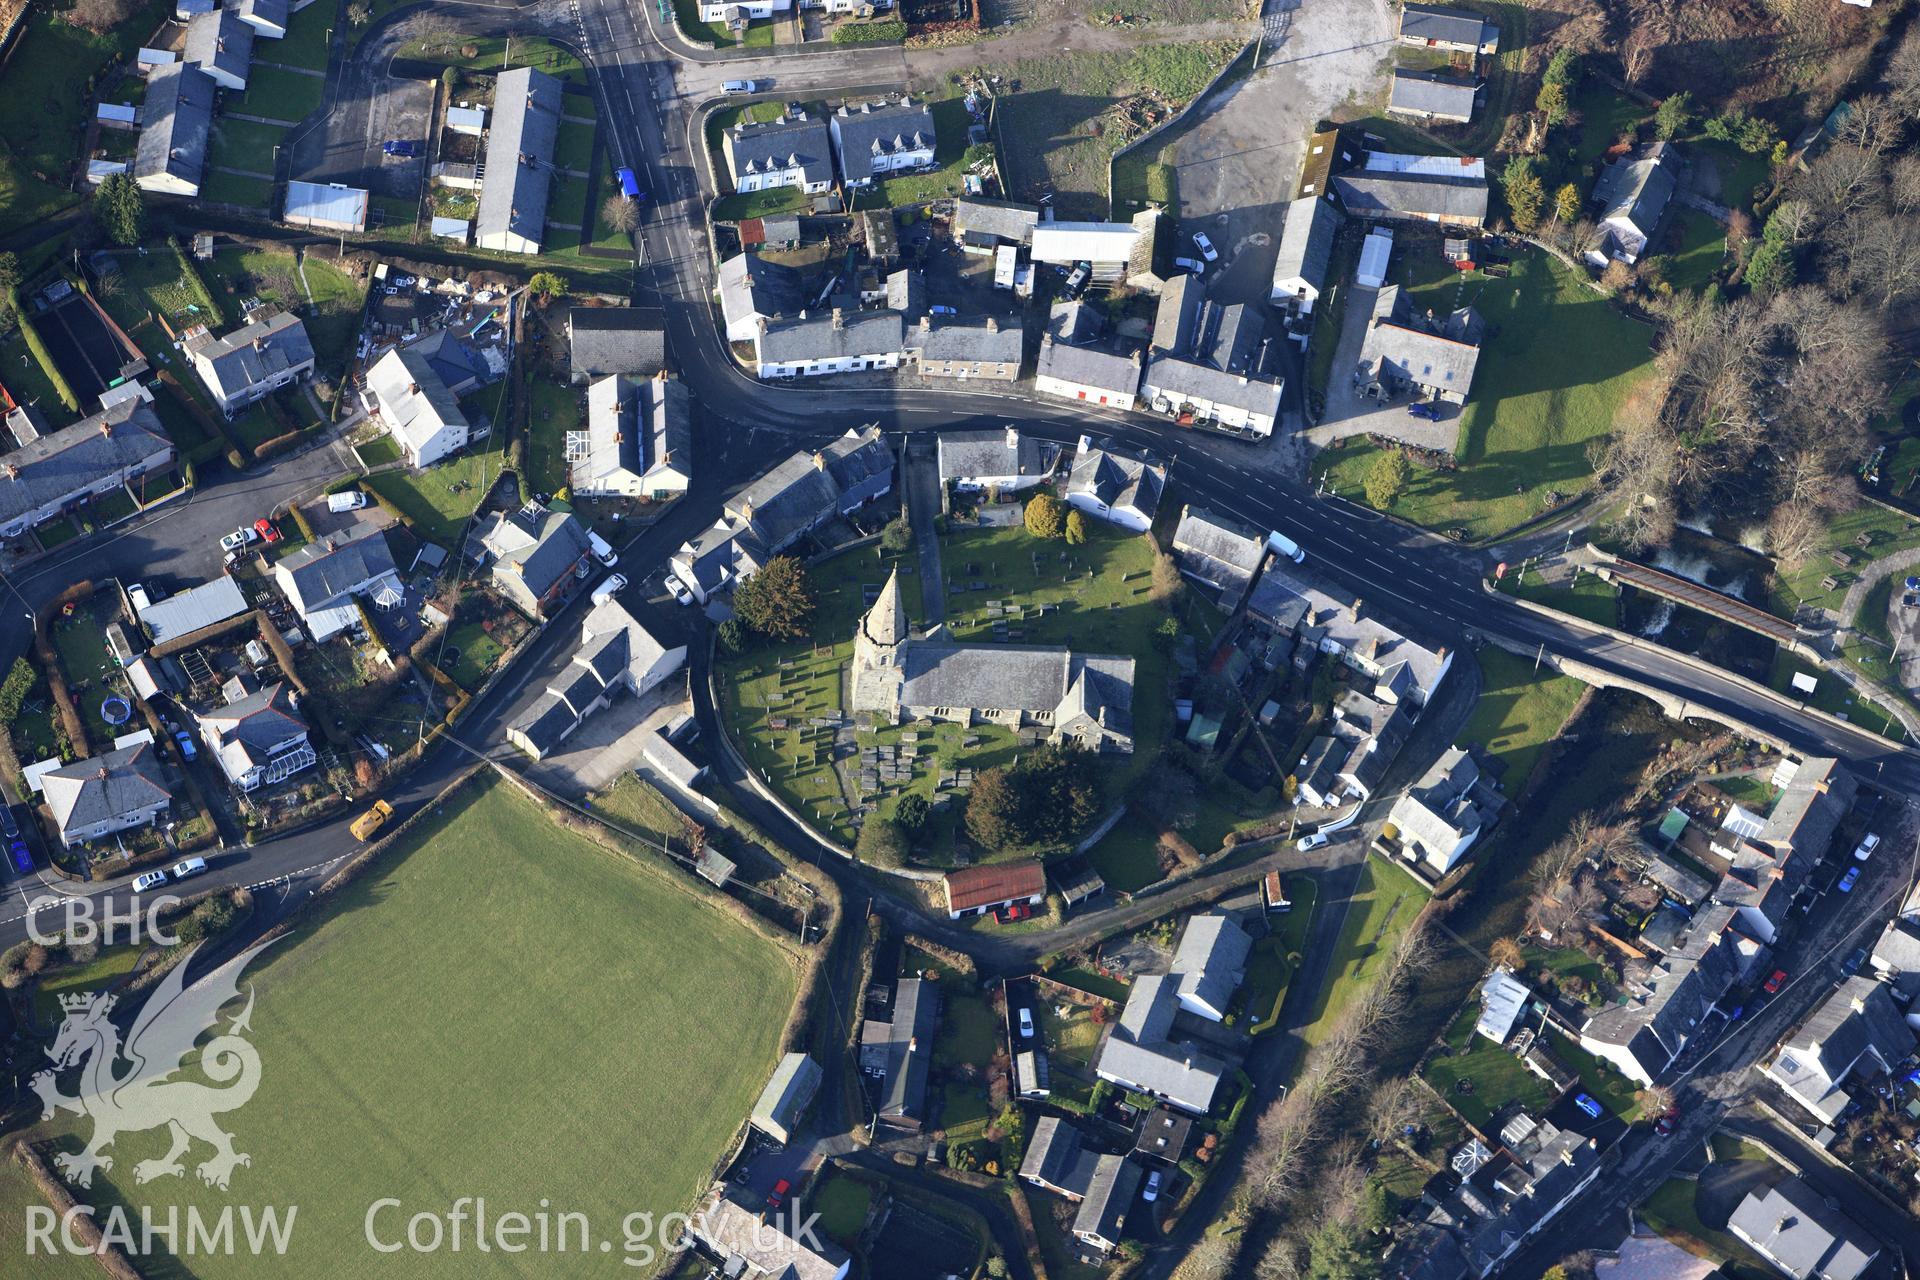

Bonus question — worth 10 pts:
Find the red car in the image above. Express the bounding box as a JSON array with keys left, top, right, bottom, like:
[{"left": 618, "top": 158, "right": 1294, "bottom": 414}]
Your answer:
[
  {"left": 1763, "top": 969, "right": 1788, "bottom": 995},
  {"left": 767, "top": 1178, "right": 791, "bottom": 1210},
  {"left": 999, "top": 903, "right": 1033, "bottom": 924},
  {"left": 254, "top": 518, "right": 283, "bottom": 544},
  {"left": 1655, "top": 1110, "right": 1679, "bottom": 1136}
]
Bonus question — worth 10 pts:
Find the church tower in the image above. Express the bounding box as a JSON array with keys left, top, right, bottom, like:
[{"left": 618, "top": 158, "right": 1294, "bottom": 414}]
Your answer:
[{"left": 850, "top": 566, "right": 907, "bottom": 715}]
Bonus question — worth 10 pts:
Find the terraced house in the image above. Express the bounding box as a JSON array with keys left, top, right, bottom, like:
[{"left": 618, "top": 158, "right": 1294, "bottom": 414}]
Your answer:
[
  {"left": 828, "top": 97, "right": 936, "bottom": 188},
  {"left": 133, "top": 63, "right": 214, "bottom": 197},
  {"left": 476, "top": 67, "right": 563, "bottom": 255},
  {"left": 0, "top": 399, "right": 175, "bottom": 540},
  {"left": 572, "top": 372, "right": 692, "bottom": 499},
  {"left": 722, "top": 109, "right": 833, "bottom": 195}
]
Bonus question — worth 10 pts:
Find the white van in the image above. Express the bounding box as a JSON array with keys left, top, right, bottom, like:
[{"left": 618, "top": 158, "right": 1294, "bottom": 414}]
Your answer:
[
  {"left": 328, "top": 491, "right": 368, "bottom": 513},
  {"left": 591, "top": 574, "right": 628, "bottom": 606},
  {"left": 588, "top": 530, "right": 618, "bottom": 568},
  {"left": 1267, "top": 531, "right": 1306, "bottom": 564}
]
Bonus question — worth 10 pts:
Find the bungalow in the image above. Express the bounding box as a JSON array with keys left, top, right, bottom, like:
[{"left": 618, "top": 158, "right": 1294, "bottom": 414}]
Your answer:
[
  {"left": 272, "top": 525, "right": 403, "bottom": 642},
  {"left": 722, "top": 109, "right": 833, "bottom": 195},
  {"left": 909, "top": 315, "right": 1023, "bottom": 382},
  {"left": 754, "top": 309, "right": 906, "bottom": 379},
  {"left": 1397, "top": 3, "right": 1499, "bottom": 56},
  {"left": 1171, "top": 913, "right": 1253, "bottom": 1022},
  {"left": 572, "top": 372, "right": 691, "bottom": 500},
  {"left": 1389, "top": 69, "right": 1479, "bottom": 124},
  {"left": 190, "top": 310, "right": 315, "bottom": 417},
  {"left": 1020, "top": 1117, "right": 1104, "bottom": 1199},
  {"left": 1356, "top": 284, "right": 1483, "bottom": 405},
  {"left": 862, "top": 976, "right": 941, "bottom": 1130},
  {"left": 366, "top": 345, "right": 471, "bottom": 468},
  {"left": 1728, "top": 1178, "right": 1879, "bottom": 1280},
  {"left": 506, "top": 597, "right": 688, "bottom": 760},
  {"left": 1592, "top": 142, "right": 1677, "bottom": 266},
  {"left": 133, "top": 63, "right": 215, "bottom": 198},
  {"left": 1270, "top": 194, "right": 1342, "bottom": 312},
  {"left": 182, "top": 9, "right": 252, "bottom": 92},
  {"left": 481, "top": 501, "right": 597, "bottom": 619},
  {"left": 567, "top": 308, "right": 667, "bottom": 384},
  {"left": 1171, "top": 505, "right": 1267, "bottom": 611},
  {"left": 829, "top": 98, "right": 936, "bottom": 188},
  {"left": 936, "top": 426, "right": 1054, "bottom": 494},
  {"left": 717, "top": 254, "right": 807, "bottom": 343},
  {"left": 196, "top": 682, "right": 316, "bottom": 792},
  {"left": 942, "top": 861, "right": 1046, "bottom": 919},
  {"left": 1074, "top": 1157, "right": 1142, "bottom": 1257},
  {"left": 42, "top": 743, "right": 172, "bottom": 848},
  {"left": 475, "top": 67, "right": 562, "bottom": 255},
  {"left": 0, "top": 399, "right": 176, "bottom": 540},
  {"left": 1066, "top": 435, "right": 1165, "bottom": 534},
  {"left": 1334, "top": 152, "right": 1489, "bottom": 228}
]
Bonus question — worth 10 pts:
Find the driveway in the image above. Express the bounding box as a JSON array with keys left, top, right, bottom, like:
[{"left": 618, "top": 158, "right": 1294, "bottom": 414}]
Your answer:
[{"left": 1305, "top": 280, "right": 1464, "bottom": 455}]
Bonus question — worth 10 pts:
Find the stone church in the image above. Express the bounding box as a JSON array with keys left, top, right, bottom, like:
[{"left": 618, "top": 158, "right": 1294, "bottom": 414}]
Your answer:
[{"left": 848, "top": 568, "right": 1136, "bottom": 753}]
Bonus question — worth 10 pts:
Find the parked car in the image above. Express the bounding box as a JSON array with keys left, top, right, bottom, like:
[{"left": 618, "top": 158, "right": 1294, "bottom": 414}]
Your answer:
[
  {"left": 1654, "top": 1110, "right": 1679, "bottom": 1136},
  {"left": 170, "top": 857, "right": 207, "bottom": 881},
  {"left": 1839, "top": 866, "right": 1861, "bottom": 893},
  {"left": 173, "top": 730, "right": 197, "bottom": 761},
  {"left": 930, "top": 305, "right": 958, "bottom": 317},
  {"left": 0, "top": 805, "right": 20, "bottom": 840},
  {"left": 1855, "top": 832, "right": 1881, "bottom": 861},
  {"left": 1843, "top": 947, "right": 1868, "bottom": 976},
  {"left": 766, "top": 1178, "right": 790, "bottom": 1210},
  {"left": 1297, "top": 831, "right": 1328, "bottom": 852},
  {"left": 1173, "top": 256, "right": 1205, "bottom": 274},
  {"left": 1018, "top": 1007, "right": 1034, "bottom": 1039},
  {"left": 1763, "top": 969, "right": 1788, "bottom": 994},
  {"left": 1267, "top": 531, "right": 1306, "bottom": 564},
  {"left": 381, "top": 140, "right": 421, "bottom": 158},
  {"left": 127, "top": 583, "right": 154, "bottom": 611},
  {"left": 1192, "top": 232, "right": 1218, "bottom": 262},
  {"left": 591, "top": 574, "right": 628, "bottom": 606},
  {"left": 1573, "top": 1093, "right": 1603, "bottom": 1119},
  {"left": 1064, "top": 263, "right": 1090, "bottom": 297},
  {"left": 589, "top": 530, "right": 618, "bottom": 569},
  {"left": 350, "top": 800, "right": 394, "bottom": 841},
  {"left": 1407, "top": 401, "right": 1444, "bottom": 422},
  {"left": 8, "top": 840, "right": 32, "bottom": 874},
  {"left": 328, "top": 491, "right": 368, "bottom": 513},
  {"left": 670, "top": 580, "right": 695, "bottom": 607},
  {"left": 219, "top": 527, "right": 259, "bottom": 553},
  {"left": 1143, "top": 1170, "right": 1163, "bottom": 1202},
  {"left": 999, "top": 902, "right": 1033, "bottom": 923},
  {"left": 615, "top": 167, "right": 643, "bottom": 201},
  {"left": 132, "top": 870, "right": 170, "bottom": 892},
  {"left": 254, "top": 518, "right": 283, "bottom": 544},
  {"left": 722, "top": 79, "right": 761, "bottom": 94}
]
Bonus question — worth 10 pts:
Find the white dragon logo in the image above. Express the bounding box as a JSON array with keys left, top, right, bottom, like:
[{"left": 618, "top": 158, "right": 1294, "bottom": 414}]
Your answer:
[{"left": 30, "top": 939, "right": 275, "bottom": 1192}]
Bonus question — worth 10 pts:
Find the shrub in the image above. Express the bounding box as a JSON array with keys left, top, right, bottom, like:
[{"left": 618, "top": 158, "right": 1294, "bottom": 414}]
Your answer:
[
  {"left": 894, "top": 793, "right": 930, "bottom": 831},
  {"left": 855, "top": 817, "right": 909, "bottom": 867},
  {"left": 880, "top": 513, "right": 913, "bottom": 553},
  {"left": 252, "top": 431, "right": 302, "bottom": 460},
  {"left": 832, "top": 18, "right": 906, "bottom": 42},
  {"left": 1364, "top": 450, "right": 1411, "bottom": 508},
  {"left": 1064, "top": 508, "right": 1088, "bottom": 545},
  {"left": 733, "top": 556, "right": 815, "bottom": 640},
  {"left": 1023, "top": 493, "right": 1067, "bottom": 539}
]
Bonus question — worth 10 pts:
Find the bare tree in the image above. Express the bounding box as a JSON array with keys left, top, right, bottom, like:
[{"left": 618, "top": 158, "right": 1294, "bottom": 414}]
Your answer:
[
  {"left": 1836, "top": 94, "right": 1901, "bottom": 154},
  {"left": 1635, "top": 1084, "right": 1676, "bottom": 1116},
  {"left": 1837, "top": 212, "right": 1920, "bottom": 311},
  {"left": 1366, "top": 1075, "right": 1426, "bottom": 1145},
  {"left": 1489, "top": 936, "right": 1526, "bottom": 972},
  {"left": 1174, "top": 1237, "right": 1240, "bottom": 1280},
  {"left": 1890, "top": 154, "right": 1920, "bottom": 215},
  {"left": 1256, "top": 1237, "right": 1305, "bottom": 1280},
  {"left": 600, "top": 195, "right": 640, "bottom": 234},
  {"left": 67, "top": 0, "right": 139, "bottom": 32},
  {"left": 1765, "top": 199, "right": 1817, "bottom": 245},
  {"left": 1891, "top": 27, "right": 1920, "bottom": 115},
  {"left": 1795, "top": 143, "right": 1884, "bottom": 219}
]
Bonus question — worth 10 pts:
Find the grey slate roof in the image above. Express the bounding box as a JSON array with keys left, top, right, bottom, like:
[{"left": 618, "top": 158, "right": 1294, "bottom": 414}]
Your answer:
[
  {"left": 1144, "top": 354, "right": 1284, "bottom": 417},
  {"left": 43, "top": 743, "right": 170, "bottom": 835},
  {"left": 876, "top": 977, "right": 940, "bottom": 1124},
  {"left": 1595, "top": 144, "right": 1676, "bottom": 243},
  {"left": 1172, "top": 914, "right": 1253, "bottom": 1015},
  {"left": 914, "top": 318, "right": 1022, "bottom": 366},
  {"left": 134, "top": 63, "right": 215, "bottom": 191},
  {"left": 235, "top": 0, "right": 288, "bottom": 31},
  {"left": 1772, "top": 976, "right": 1915, "bottom": 1117},
  {"left": 1390, "top": 69, "right": 1479, "bottom": 119},
  {"left": 733, "top": 452, "right": 842, "bottom": 547},
  {"left": 1073, "top": 1156, "right": 1142, "bottom": 1248},
  {"left": 1069, "top": 440, "right": 1164, "bottom": 520},
  {"left": 1036, "top": 338, "right": 1141, "bottom": 396},
  {"left": 1334, "top": 170, "right": 1489, "bottom": 223},
  {"left": 183, "top": 8, "right": 252, "bottom": 83},
  {"left": 512, "top": 694, "right": 575, "bottom": 757},
  {"left": 953, "top": 198, "right": 1040, "bottom": 245},
  {"left": 569, "top": 308, "right": 666, "bottom": 381},
  {"left": 717, "top": 253, "right": 807, "bottom": 329},
  {"left": 1047, "top": 300, "right": 1104, "bottom": 345},
  {"left": 1096, "top": 973, "right": 1228, "bottom": 1111},
  {"left": 1874, "top": 919, "right": 1920, "bottom": 974},
  {"left": 1153, "top": 274, "right": 1205, "bottom": 353},
  {"left": 199, "top": 682, "right": 305, "bottom": 758},
  {"left": 758, "top": 310, "right": 906, "bottom": 364},
  {"left": 897, "top": 644, "right": 1133, "bottom": 735},
  {"left": 1272, "top": 196, "right": 1341, "bottom": 298},
  {"left": 406, "top": 328, "right": 495, "bottom": 393},
  {"left": 1020, "top": 1116, "right": 1102, "bottom": 1195},
  {"left": 0, "top": 399, "right": 174, "bottom": 532},
  {"left": 1360, "top": 285, "right": 1483, "bottom": 394},
  {"left": 833, "top": 98, "right": 936, "bottom": 180},
  {"left": 885, "top": 269, "right": 926, "bottom": 316},
  {"left": 1399, "top": 3, "right": 1498, "bottom": 50},
  {"left": 276, "top": 526, "right": 398, "bottom": 614},
  {"left": 1757, "top": 758, "right": 1855, "bottom": 858},
  {"left": 488, "top": 503, "right": 593, "bottom": 597},
  {"left": 1173, "top": 505, "right": 1266, "bottom": 577},
  {"left": 722, "top": 111, "right": 832, "bottom": 188},
  {"left": 197, "top": 310, "right": 313, "bottom": 402},
  {"left": 476, "top": 67, "right": 562, "bottom": 247},
  {"left": 937, "top": 428, "right": 1049, "bottom": 483},
  {"left": 1729, "top": 1177, "right": 1879, "bottom": 1280}
]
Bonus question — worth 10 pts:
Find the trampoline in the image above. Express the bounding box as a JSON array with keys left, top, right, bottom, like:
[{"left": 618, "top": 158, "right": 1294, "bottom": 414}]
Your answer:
[{"left": 100, "top": 694, "right": 132, "bottom": 726}]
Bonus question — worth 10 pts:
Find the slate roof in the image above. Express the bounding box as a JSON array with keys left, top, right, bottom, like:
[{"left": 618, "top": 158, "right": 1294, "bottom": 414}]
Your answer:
[
  {"left": 1729, "top": 1177, "right": 1878, "bottom": 1280},
  {"left": 1036, "top": 338, "right": 1141, "bottom": 396},
  {"left": 914, "top": 317, "right": 1022, "bottom": 366},
  {"left": 757, "top": 310, "right": 906, "bottom": 364},
  {"left": 406, "top": 328, "right": 496, "bottom": 393},
  {"left": 1595, "top": 144, "right": 1676, "bottom": 243},
  {"left": 0, "top": 399, "right": 173, "bottom": 532},
  {"left": 275, "top": 526, "right": 399, "bottom": 614},
  {"left": 1769, "top": 976, "right": 1915, "bottom": 1121},
  {"left": 898, "top": 644, "right": 1133, "bottom": 732},
  {"left": 569, "top": 308, "right": 666, "bottom": 381},
  {"left": 199, "top": 682, "right": 306, "bottom": 764},
  {"left": 953, "top": 198, "right": 1041, "bottom": 245},
  {"left": 1250, "top": 563, "right": 1451, "bottom": 703},
  {"left": 1068, "top": 439, "right": 1164, "bottom": 520},
  {"left": 945, "top": 862, "right": 1047, "bottom": 914},
  {"left": 722, "top": 111, "right": 832, "bottom": 188},
  {"left": 1272, "top": 195, "right": 1341, "bottom": 298},
  {"left": 1388, "top": 745, "right": 1488, "bottom": 858},
  {"left": 1096, "top": 974, "right": 1228, "bottom": 1111},
  {"left": 833, "top": 98, "right": 936, "bottom": 179},
  {"left": 511, "top": 694, "right": 574, "bottom": 757},
  {"left": 43, "top": 744, "right": 170, "bottom": 836},
  {"left": 876, "top": 977, "right": 940, "bottom": 1124},
  {"left": 1360, "top": 285, "right": 1483, "bottom": 395},
  {"left": 694, "top": 1194, "right": 851, "bottom": 1280},
  {"left": 1390, "top": 69, "right": 1479, "bottom": 119},
  {"left": 1021, "top": 1116, "right": 1102, "bottom": 1194},
  {"left": 733, "top": 451, "right": 842, "bottom": 546},
  {"left": 476, "top": 67, "right": 562, "bottom": 248},
  {"left": 183, "top": 8, "right": 252, "bottom": 83},
  {"left": 367, "top": 345, "right": 470, "bottom": 456},
  {"left": 579, "top": 373, "right": 690, "bottom": 490},
  {"left": 1874, "top": 919, "right": 1920, "bottom": 974},
  {"left": 885, "top": 268, "right": 926, "bottom": 316},
  {"left": 1074, "top": 1156, "right": 1141, "bottom": 1247},
  {"left": 1757, "top": 758, "right": 1856, "bottom": 858},
  {"left": 1335, "top": 163, "right": 1489, "bottom": 223},
  {"left": 484, "top": 502, "right": 592, "bottom": 598},
  {"left": 195, "top": 310, "right": 313, "bottom": 403},
  {"left": 1399, "top": 3, "right": 1498, "bottom": 50},
  {"left": 236, "top": 0, "right": 288, "bottom": 31},
  {"left": 717, "top": 253, "right": 807, "bottom": 329},
  {"left": 1172, "top": 505, "right": 1267, "bottom": 597},
  {"left": 1144, "top": 354, "right": 1284, "bottom": 418},
  {"left": 1172, "top": 914, "right": 1253, "bottom": 1015},
  {"left": 937, "top": 428, "right": 1050, "bottom": 483},
  {"left": 1046, "top": 300, "right": 1104, "bottom": 345},
  {"left": 1153, "top": 275, "right": 1205, "bottom": 353},
  {"left": 133, "top": 63, "right": 215, "bottom": 191}
]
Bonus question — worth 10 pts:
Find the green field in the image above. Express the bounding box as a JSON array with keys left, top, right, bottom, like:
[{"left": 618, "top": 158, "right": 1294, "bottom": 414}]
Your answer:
[
  {"left": 32, "top": 946, "right": 143, "bottom": 1027},
  {"left": 24, "top": 779, "right": 796, "bottom": 1277},
  {"left": 1316, "top": 250, "right": 1656, "bottom": 538},
  {"left": 201, "top": 171, "right": 275, "bottom": 210},
  {"left": 1301, "top": 855, "right": 1430, "bottom": 1046},
  {"left": 398, "top": 34, "right": 587, "bottom": 84},
  {"left": 1458, "top": 647, "right": 1587, "bottom": 788}
]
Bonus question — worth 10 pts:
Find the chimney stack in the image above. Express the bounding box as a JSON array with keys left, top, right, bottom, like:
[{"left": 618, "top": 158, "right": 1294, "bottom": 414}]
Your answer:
[
  {"left": 831, "top": 308, "right": 845, "bottom": 331},
  {"left": 812, "top": 451, "right": 828, "bottom": 472},
  {"left": 1005, "top": 425, "right": 1018, "bottom": 451},
  {"left": 985, "top": 316, "right": 999, "bottom": 333}
]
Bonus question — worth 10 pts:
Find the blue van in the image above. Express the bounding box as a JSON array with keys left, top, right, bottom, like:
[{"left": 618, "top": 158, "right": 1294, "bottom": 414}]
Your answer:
[{"left": 615, "top": 167, "right": 643, "bottom": 201}]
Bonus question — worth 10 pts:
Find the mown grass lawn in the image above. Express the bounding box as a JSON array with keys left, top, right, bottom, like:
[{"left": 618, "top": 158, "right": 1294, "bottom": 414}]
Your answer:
[
  {"left": 32, "top": 945, "right": 143, "bottom": 1027},
  {"left": 1495, "top": 564, "right": 1621, "bottom": 627},
  {"left": 1458, "top": 647, "right": 1587, "bottom": 789},
  {"left": 201, "top": 245, "right": 367, "bottom": 368},
  {"left": 201, "top": 170, "right": 275, "bottom": 209},
  {"left": 367, "top": 428, "right": 510, "bottom": 545},
  {"left": 25, "top": 778, "right": 797, "bottom": 1279},
  {"left": 858, "top": 99, "right": 982, "bottom": 210},
  {"left": 713, "top": 186, "right": 810, "bottom": 221},
  {"left": 1661, "top": 209, "right": 1728, "bottom": 294},
  {"left": 0, "top": 1159, "right": 102, "bottom": 1280},
  {"left": 1767, "top": 651, "right": 1907, "bottom": 743},
  {"left": 442, "top": 620, "right": 506, "bottom": 690},
  {"left": 209, "top": 117, "right": 289, "bottom": 175},
  {"left": 270, "top": 0, "right": 336, "bottom": 70},
  {"left": 1301, "top": 855, "right": 1430, "bottom": 1047},
  {"left": 1315, "top": 250, "right": 1656, "bottom": 538},
  {"left": 811, "top": 1170, "right": 874, "bottom": 1245},
  {"left": 231, "top": 63, "right": 326, "bottom": 123},
  {"left": 555, "top": 120, "right": 596, "bottom": 173},
  {"left": 526, "top": 377, "right": 581, "bottom": 495},
  {"left": 1424, "top": 1006, "right": 1552, "bottom": 1131}
]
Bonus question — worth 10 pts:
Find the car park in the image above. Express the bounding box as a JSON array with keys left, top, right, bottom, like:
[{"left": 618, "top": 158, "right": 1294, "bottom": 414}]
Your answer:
[
  {"left": 1573, "top": 1093, "right": 1603, "bottom": 1119},
  {"left": 132, "top": 870, "right": 171, "bottom": 892},
  {"left": 1839, "top": 867, "right": 1861, "bottom": 893},
  {"left": 1764, "top": 969, "right": 1788, "bottom": 994},
  {"left": 1018, "top": 1008, "right": 1034, "bottom": 1039},
  {"left": 170, "top": 857, "right": 207, "bottom": 881},
  {"left": 1855, "top": 833, "right": 1881, "bottom": 861},
  {"left": 1192, "top": 232, "right": 1218, "bottom": 262},
  {"left": 173, "top": 730, "right": 197, "bottom": 761}
]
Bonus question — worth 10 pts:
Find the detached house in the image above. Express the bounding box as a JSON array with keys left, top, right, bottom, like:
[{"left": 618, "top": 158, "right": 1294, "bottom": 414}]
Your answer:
[
  {"left": 366, "top": 345, "right": 471, "bottom": 468},
  {"left": 1095, "top": 972, "right": 1229, "bottom": 1115},
  {"left": 42, "top": 744, "right": 172, "bottom": 848},
  {"left": 475, "top": 67, "right": 562, "bottom": 255},
  {"left": 273, "top": 524, "right": 403, "bottom": 642},
  {"left": 481, "top": 501, "right": 597, "bottom": 618},
  {"left": 829, "top": 98, "right": 936, "bottom": 188},
  {"left": 1386, "top": 745, "right": 1496, "bottom": 874},
  {"left": 936, "top": 426, "right": 1054, "bottom": 494},
  {"left": 196, "top": 682, "right": 316, "bottom": 792},
  {"left": 190, "top": 310, "right": 315, "bottom": 418},
  {"left": 1021, "top": 1128, "right": 1144, "bottom": 1260},
  {"left": 1356, "top": 284, "right": 1484, "bottom": 405},
  {"left": 1728, "top": 1177, "right": 1880, "bottom": 1280},
  {"left": 1066, "top": 435, "right": 1164, "bottom": 534},
  {"left": 722, "top": 109, "right": 833, "bottom": 195},
  {"left": 1171, "top": 913, "right": 1253, "bottom": 1022},
  {"left": 133, "top": 62, "right": 214, "bottom": 197},
  {"left": 572, "top": 372, "right": 692, "bottom": 499},
  {"left": 1764, "top": 976, "right": 1915, "bottom": 1124},
  {"left": 1592, "top": 142, "right": 1677, "bottom": 266}
]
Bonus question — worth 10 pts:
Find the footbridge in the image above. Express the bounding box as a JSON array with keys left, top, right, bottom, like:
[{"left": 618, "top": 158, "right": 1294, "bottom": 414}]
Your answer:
[{"left": 1588, "top": 549, "right": 1813, "bottom": 652}]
